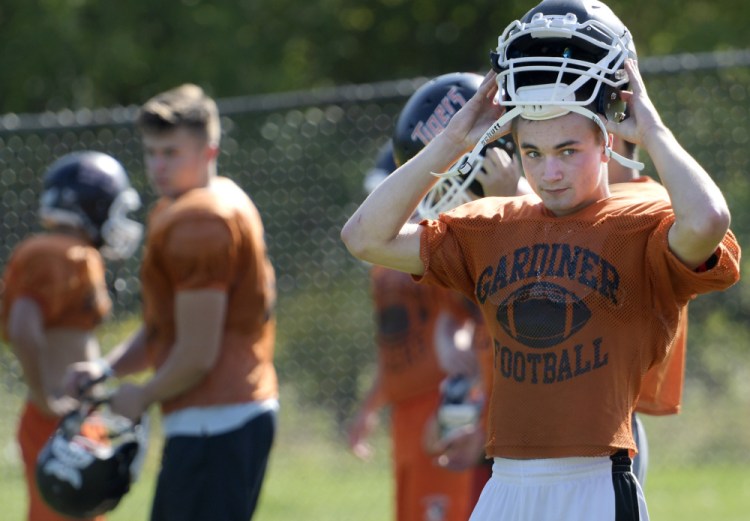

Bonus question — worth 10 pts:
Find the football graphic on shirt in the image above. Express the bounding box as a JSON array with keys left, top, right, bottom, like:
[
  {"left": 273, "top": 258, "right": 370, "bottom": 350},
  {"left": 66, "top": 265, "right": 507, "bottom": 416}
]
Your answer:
[{"left": 496, "top": 282, "right": 591, "bottom": 348}]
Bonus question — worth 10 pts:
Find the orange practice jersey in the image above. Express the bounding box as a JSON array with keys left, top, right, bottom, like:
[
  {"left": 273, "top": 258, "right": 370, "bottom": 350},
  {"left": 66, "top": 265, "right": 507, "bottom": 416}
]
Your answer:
[
  {"left": 141, "top": 176, "right": 277, "bottom": 414},
  {"left": 370, "top": 265, "right": 476, "bottom": 521},
  {"left": 611, "top": 177, "right": 688, "bottom": 415},
  {"left": 370, "top": 265, "right": 472, "bottom": 404},
  {"left": 417, "top": 191, "right": 740, "bottom": 459},
  {"left": 1, "top": 234, "right": 111, "bottom": 332}
]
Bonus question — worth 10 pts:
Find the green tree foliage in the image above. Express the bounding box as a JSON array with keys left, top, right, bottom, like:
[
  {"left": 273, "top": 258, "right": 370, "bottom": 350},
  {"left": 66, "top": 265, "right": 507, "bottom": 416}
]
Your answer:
[{"left": 0, "top": 0, "right": 748, "bottom": 113}]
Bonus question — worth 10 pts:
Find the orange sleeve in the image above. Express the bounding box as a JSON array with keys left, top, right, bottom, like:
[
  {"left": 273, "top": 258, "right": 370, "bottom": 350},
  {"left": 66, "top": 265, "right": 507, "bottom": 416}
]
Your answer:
[
  {"left": 2, "top": 236, "right": 110, "bottom": 332},
  {"left": 162, "top": 216, "right": 237, "bottom": 291}
]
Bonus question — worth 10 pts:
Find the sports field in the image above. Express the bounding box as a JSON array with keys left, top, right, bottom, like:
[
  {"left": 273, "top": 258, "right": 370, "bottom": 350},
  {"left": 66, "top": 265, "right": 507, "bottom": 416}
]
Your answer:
[
  {"left": 0, "top": 45, "right": 748, "bottom": 521},
  {"left": 1, "top": 385, "right": 748, "bottom": 521}
]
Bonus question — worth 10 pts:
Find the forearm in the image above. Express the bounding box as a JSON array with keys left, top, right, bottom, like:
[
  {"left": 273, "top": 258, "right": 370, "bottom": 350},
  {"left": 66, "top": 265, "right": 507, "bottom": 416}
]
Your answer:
[
  {"left": 341, "top": 132, "right": 467, "bottom": 272},
  {"left": 8, "top": 299, "right": 48, "bottom": 404},
  {"left": 141, "top": 289, "right": 225, "bottom": 407},
  {"left": 141, "top": 355, "right": 208, "bottom": 406},
  {"left": 106, "top": 326, "right": 151, "bottom": 377},
  {"left": 361, "top": 369, "right": 385, "bottom": 412},
  {"left": 11, "top": 342, "right": 47, "bottom": 404}
]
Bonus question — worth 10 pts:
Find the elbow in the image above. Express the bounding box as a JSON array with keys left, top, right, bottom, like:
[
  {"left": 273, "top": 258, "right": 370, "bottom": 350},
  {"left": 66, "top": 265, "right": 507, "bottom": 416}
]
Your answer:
[
  {"left": 678, "top": 203, "right": 731, "bottom": 250},
  {"left": 695, "top": 204, "right": 731, "bottom": 243},
  {"left": 341, "top": 216, "right": 372, "bottom": 261},
  {"left": 714, "top": 205, "right": 732, "bottom": 237}
]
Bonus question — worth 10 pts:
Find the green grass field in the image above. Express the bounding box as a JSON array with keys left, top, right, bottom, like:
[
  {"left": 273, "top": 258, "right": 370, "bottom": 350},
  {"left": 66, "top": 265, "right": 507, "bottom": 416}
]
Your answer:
[
  {"left": 2, "top": 386, "right": 749, "bottom": 521},
  {"left": 0, "top": 384, "right": 393, "bottom": 521},
  {"left": 2, "top": 322, "right": 749, "bottom": 521},
  {"left": 645, "top": 466, "right": 750, "bottom": 521}
]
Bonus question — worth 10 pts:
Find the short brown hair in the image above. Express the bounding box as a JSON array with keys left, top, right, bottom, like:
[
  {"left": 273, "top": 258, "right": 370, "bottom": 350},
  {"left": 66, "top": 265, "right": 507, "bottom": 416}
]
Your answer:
[{"left": 135, "top": 84, "right": 220, "bottom": 146}]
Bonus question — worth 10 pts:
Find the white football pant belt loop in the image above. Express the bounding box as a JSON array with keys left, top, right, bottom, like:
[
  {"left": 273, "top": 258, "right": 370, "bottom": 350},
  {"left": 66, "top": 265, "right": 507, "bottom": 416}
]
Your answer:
[{"left": 433, "top": 105, "right": 643, "bottom": 180}]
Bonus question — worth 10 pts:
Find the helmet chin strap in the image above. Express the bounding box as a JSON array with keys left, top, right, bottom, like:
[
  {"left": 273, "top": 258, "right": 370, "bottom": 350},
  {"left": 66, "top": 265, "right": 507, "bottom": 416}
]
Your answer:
[
  {"left": 563, "top": 105, "right": 645, "bottom": 172},
  {"left": 432, "top": 104, "right": 643, "bottom": 179},
  {"left": 431, "top": 106, "right": 524, "bottom": 179}
]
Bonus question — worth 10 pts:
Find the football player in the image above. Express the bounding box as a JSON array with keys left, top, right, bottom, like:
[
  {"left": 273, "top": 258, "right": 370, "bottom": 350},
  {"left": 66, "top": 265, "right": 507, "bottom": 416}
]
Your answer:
[
  {"left": 391, "top": 72, "right": 532, "bottom": 511},
  {"left": 348, "top": 140, "right": 480, "bottom": 521},
  {"left": 341, "top": 0, "right": 740, "bottom": 519},
  {"left": 67, "top": 84, "right": 278, "bottom": 521},
  {"left": 2, "top": 151, "right": 142, "bottom": 521}
]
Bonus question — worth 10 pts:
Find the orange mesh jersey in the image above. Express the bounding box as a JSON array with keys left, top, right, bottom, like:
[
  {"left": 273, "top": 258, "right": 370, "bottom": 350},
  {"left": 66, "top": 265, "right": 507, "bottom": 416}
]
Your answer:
[
  {"left": 141, "top": 177, "right": 277, "bottom": 414},
  {"left": 611, "top": 177, "right": 687, "bottom": 415},
  {"left": 370, "top": 266, "right": 476, "bottom": 521},
  {"left": 370, "top": 265, "right": 471, "bottom": 404},
  {"left": 417, "top": 190, "right": 740, "bottom": 459},
  {"left": 1, "top": 234, "right": 111, "bottom": 333}
]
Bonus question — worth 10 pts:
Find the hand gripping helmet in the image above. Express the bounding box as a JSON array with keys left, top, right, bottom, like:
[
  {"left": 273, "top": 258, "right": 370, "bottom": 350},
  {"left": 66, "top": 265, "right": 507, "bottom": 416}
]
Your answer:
[
  {"left": 392, "top": 72, "right": 516, "bottom": 219},
  {"left": 449, "top": 0, "right": 643, "bottom": 180},
  {"left": 39, "top": 151, "right": 143, "bottom": 260},
  {"left": 36, "top": 404, "right": 149, "bottom": 518}
]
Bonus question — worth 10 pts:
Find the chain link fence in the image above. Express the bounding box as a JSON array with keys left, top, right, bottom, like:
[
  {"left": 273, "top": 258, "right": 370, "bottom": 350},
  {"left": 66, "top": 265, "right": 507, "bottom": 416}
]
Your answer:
[{"left": 1, "top": 49, "right": 749, "bottom": 517}]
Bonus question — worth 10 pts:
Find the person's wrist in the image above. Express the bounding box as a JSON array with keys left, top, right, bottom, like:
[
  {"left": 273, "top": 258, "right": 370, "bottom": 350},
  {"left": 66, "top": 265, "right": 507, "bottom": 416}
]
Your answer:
[{"left": 430, "top": 130, "right": 471, "bottom": 159}]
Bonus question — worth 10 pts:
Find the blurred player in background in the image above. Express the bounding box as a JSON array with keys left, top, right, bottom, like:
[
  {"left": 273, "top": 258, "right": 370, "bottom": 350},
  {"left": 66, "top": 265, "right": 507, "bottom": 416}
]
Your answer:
[
  {"left": 67, "top": 84, "right": 278, "bottom": 521},
  {"left": 2, "top": 151, "right": 143, "bottom": 521},
  {"left": 341, "top": 0, "right": 740, "bottom": 518},
  {"left": 348, "top": 72, "right": 532, "bottom": 521},
  {"left": 348, "top": 140, "right": 479, "bottom": 521},
  {"left": 392, "top": 72, "right": 531, "bottom": 506}
]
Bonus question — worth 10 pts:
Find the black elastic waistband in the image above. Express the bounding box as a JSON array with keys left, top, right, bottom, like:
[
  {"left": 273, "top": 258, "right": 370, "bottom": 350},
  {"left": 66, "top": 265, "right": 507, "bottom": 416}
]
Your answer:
[{"left": 610, "top": 449, "right": 633, "bottom": 473}]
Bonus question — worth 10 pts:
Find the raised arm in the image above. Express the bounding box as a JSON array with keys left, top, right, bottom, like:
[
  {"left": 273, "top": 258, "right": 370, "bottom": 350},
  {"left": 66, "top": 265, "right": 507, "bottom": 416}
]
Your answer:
[
  {"left": 341, "top": 71, "right": 505, "bottom": 275},
  {"left": 608, "top": 59, "right": 731, "bottom": 268}
]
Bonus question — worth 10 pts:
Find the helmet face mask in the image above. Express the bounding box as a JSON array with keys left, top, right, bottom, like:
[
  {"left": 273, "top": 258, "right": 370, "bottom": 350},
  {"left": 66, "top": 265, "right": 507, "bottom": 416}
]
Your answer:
[
  {"left": 441, "top": 0, "right": 643, "bottom": 181},
  {"left": 393, "top": 72, "right": 500, "bottom": 218},
  {"left": 100, "top": 188, "right": 144, "bottom": 260},
  {"left": 39, "top": 151, "right": 143, "bottom": 260},
  {"left": 491, "top": 0, "right": 636, "bottom": 122},
  {"left": 418, "top": 170, "right": 477, "bottom": 220},
  {"left": 417, "top": 138, "right": 516, "bottom": 219}
]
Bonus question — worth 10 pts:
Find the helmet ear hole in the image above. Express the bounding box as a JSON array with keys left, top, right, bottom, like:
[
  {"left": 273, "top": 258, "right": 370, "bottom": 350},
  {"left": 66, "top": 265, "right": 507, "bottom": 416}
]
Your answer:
[{"left": 598, "top": 84, "right": 628, "bottom": 122}]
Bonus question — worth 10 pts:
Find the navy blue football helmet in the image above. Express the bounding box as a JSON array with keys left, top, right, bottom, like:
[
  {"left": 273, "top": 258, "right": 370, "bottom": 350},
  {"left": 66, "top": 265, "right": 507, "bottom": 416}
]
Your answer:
[
  {"left": 363, "top": 140, "right": 398, "bottom": 194},
  {"left": 39, "top": 151, "right": 143, "bottom": 259},
  {"left": 392, "top": 72, "right": 517, "bottom": 218}
]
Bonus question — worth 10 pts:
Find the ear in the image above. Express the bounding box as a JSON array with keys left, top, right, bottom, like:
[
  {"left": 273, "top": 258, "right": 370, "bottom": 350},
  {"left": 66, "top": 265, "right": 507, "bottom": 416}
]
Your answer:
[{"left": 205, "top": 144, "right": 220, "bottom": 161}]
